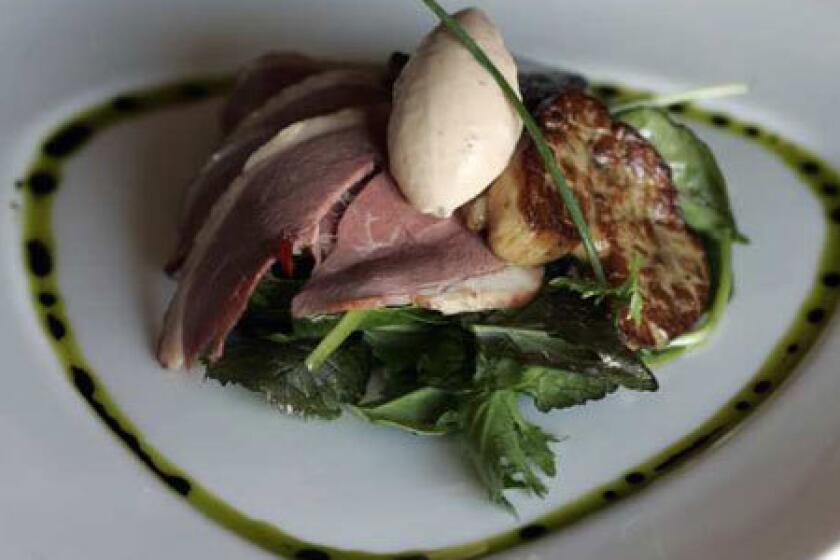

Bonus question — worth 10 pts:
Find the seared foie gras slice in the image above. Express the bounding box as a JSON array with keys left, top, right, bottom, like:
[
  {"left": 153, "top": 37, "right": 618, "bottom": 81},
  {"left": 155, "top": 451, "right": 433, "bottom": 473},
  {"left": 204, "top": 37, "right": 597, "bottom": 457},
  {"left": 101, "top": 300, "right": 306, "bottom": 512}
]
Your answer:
[{"left": 487, "top": 91, "right": 709, "bottom": 348}]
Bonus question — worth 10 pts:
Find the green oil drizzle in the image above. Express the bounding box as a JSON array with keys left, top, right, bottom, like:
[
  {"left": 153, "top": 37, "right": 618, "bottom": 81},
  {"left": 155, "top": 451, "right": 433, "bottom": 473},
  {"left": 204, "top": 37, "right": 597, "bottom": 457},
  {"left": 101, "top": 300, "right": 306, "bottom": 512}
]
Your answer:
[{"left": 16, "top": 78, "right": 840, "bottom": 560}]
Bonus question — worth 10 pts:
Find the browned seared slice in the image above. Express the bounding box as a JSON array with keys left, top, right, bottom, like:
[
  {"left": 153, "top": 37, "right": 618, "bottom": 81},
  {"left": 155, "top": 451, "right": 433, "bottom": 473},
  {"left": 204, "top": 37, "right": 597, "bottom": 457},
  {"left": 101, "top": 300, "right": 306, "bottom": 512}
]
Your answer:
[{"left": 486, "top": 91, "right": 709, "bottom": 349}]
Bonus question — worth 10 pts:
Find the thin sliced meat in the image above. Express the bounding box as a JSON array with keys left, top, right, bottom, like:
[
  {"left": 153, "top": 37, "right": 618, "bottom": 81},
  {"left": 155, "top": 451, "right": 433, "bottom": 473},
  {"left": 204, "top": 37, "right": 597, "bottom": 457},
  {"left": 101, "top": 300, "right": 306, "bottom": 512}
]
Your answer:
[
  {"left": 158, "top": 108, "right": 385, "bottom": 369},
  {"left": 167, "top": 69, "right": 389, "bottom": 273},
  {"left": 292, "top": 172, "right": 542, "bottom": 317},
  {"left": 166, "top": 130, "right": 271, "bottom": 274},
  {"left": 228, "top": 69, "right": 388, "bottom": 143},
  {"left": 220, "top": 52, "right": 325, "bottom": 134}
]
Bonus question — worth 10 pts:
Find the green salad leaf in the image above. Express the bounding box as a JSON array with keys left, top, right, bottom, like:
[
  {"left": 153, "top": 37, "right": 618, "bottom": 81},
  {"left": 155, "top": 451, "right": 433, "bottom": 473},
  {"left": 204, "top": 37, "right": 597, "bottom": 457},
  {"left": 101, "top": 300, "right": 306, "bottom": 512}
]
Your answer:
[
  {"left": 513, "top": 368, "right": 619, "bottom": 412},
  {"left": 450, "top": 390, "right": 557, "bottom": 510},
  {"left": 305, "top": 307, "right": 447, "bottom": 371},
  {"left": 472, "top": 291, "right": 657, "bottom": 392},
  {"left": 365, "top": 325, "right": 474, "bottom": 394},
  {"left": 550, "top": 255, "right": 645, "bottom": 325},
  {"left": 617, "top": 107, "right": 747, "bottom": 242},
  {"left": 205, "top": 337, "right": 370, "bottom": 419},
  {"left": 353, "top": 387, "right": 457, "bottom": 435},
  {"left": 239, "top": 275, "right": 304, "bottom": 333},
  {"left": 240, "top": 274, "right": 339, "bottom": 340}
]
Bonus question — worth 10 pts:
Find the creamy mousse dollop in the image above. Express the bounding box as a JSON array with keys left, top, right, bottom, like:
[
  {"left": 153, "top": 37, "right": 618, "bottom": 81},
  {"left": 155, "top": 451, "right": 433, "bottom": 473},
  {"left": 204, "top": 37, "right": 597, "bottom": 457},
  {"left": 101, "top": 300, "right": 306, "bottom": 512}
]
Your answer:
[{"left": 388, "top": 8, "right": 523, "bottom": 218}]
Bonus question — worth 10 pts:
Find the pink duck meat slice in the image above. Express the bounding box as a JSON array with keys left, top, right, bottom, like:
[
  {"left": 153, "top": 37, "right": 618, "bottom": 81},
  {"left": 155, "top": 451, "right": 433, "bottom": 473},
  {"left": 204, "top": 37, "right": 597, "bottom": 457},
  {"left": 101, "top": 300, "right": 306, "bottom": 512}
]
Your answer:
[
  {"left": 220, "top": 52, "right": 325, "bottom": 134},
  {"left": 292, "top": 173, "right": 543, "bottom": 317},
  {"left": 167, "top": 70, "right": 390, "bottom": 274},
  {"left": 158, "top": 109, "right": 384, "bottom": 369}
]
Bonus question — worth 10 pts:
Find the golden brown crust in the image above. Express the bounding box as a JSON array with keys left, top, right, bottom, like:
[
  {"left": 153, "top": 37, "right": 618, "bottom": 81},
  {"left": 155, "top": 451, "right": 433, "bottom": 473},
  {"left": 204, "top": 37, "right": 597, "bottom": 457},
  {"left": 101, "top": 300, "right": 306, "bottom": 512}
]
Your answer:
[{"left": 487, "top": 91, "right": 710, "bottom": 348}]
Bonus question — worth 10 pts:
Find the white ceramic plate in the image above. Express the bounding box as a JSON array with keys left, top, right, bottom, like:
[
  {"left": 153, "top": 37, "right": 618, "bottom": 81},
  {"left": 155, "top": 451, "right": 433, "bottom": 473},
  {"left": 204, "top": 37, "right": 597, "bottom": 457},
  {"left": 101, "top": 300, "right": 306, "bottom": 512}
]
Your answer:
[{"left": 3, "top": 1, "right": 840, "bottom": 559}]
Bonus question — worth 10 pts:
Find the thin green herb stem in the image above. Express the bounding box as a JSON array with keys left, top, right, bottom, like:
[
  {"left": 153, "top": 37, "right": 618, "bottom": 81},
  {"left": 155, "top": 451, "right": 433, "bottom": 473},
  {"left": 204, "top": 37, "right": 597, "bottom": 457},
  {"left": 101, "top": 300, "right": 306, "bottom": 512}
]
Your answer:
[
  {"left": 305, "top": 310, "right": 368, "bottom": 371},
  {"left": 610, "top": 82, "right": 749, "bottom": 113},
  {"left": 418, "top": 0, "right": 606, "bottom": 285}
]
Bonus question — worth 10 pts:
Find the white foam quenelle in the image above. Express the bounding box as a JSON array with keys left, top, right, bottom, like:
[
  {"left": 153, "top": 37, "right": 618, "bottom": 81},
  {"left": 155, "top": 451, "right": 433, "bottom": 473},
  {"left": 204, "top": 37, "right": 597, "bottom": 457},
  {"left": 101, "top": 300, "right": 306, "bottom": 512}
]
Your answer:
[{"left": 388, "top": 8, "right": 522, "bottom": 218}]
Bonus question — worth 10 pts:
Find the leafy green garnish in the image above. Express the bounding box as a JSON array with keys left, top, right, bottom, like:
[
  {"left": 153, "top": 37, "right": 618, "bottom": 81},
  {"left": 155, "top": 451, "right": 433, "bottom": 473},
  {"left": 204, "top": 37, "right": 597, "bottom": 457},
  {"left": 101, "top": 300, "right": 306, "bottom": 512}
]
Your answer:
[
  {"left": 472, "top": 291, "right": 657, "bottom": 391},
  {"left": 240, "top": 275, "right": 304, "bottom": 332},
  {"left": 353, "top": 387, "right": 457, "bottom": 435},
  {"left": 550, "top": 255, "right": 645, "bottom": 326},
  {"left": 618, "top": 107, "right": 747, "bottom": 242},
  {"left": 513, "top": 368, "right": 619, "bottom": 412},
  {"left": 449, "top": 390, "right": 557, "bottom": 510},
  {"left": 418, "top": 0, "right": 606, "bottom": 284},
  {"left": 305, "top": 307, "right": 447, "bottom": 371},
  {"left": 365, "top": 325, "right": 474, "bottom": 394},
  {"left": 305, "top": 310, "right": 369, "bottom": 371},
  {"left": 206, "top": 337, "right": 370, "bottom": 419}
]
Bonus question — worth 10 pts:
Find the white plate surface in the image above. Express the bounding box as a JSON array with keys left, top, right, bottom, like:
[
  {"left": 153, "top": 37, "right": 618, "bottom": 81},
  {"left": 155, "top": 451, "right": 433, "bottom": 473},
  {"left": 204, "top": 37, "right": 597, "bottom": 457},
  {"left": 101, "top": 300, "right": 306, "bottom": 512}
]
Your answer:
[{"left": 2, "top": 1, "right": 840, "bottom": 559}]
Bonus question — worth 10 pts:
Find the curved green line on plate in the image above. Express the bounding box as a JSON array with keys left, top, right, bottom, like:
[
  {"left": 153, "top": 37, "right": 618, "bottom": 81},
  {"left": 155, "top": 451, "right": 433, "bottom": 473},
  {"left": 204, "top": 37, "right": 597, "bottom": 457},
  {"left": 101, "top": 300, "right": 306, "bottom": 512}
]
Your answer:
[{"left": 16, "top": 78, "right": 840, "bottom": 560}]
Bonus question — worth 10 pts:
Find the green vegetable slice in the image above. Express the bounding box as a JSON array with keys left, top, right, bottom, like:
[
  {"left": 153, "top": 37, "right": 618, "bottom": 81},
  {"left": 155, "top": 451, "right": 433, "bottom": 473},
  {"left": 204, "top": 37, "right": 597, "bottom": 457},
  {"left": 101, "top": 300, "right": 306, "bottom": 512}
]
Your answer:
[{"left": 206, "top": 337, "right": 370, "bottom": 419}]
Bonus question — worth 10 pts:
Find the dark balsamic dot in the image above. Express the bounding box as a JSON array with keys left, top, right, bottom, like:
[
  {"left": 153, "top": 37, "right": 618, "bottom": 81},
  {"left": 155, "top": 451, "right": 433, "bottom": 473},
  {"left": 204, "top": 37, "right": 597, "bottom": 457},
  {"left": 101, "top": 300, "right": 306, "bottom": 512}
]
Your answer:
[
  {"left": 832, "top": 207, "right": 840, "bottom": 224},
  {"left": 46, "top": 314, "right": 66, "bottom": 340},
  {"left": 654, "top": 427, "right": 727, "bottom": 472},
  {"left": 26, "top": 239, "right": 52, "bottom": 277},
  {"left": 519, "top": 524, "right": 548, "bottom": 540},
  {"left": 786, "top": 343, "right": 800, "bottom": 354},
  {"left": 166, "top": 476, "right": 192, "bottom": 496},
  {"left": 743, "top": 125, "right": 761, "bottom": 138},
  {"left": 667, "top": 103, "right": 686, "bottom": 113},
  {"left": 823, "top": 273, "right": 840, "bottom": 288},
  {"left": 807, "top": 308, "right": 826, "bottom": 324},
  {"left": 38, "top": 292, "right": 57, "bottom": 306},
  {"left": 801, "top": 161, "right": 821, "bottom": 176},
  {"left": 735, "top": 401, "right": 752, "bottom": 411},
  {"left": 112, "top": 95, "right": 141, "bottom": 112},
  {"left": 71, "top": 364, "right": 192, "bottom": 496},
  {"left": 602, "top": 490, "right": 619, "bottom": 501},
  {"left": 823, "top": 182, "right": 839, "bottom": 196},
  {"left": 43, "top": 123, "right": 93, "bottom": 158},
  {"left": 27, "top": 170, "right": 58, "bottom": 196},
  {"left": 295, "top": 549, "right": 330, "bottom": 560},
  {"left": 71, "top": 366, "right": 95, "bottom": 396},
  {"left": 595, "top": 85, "right": 620, "bottom": 98},
  {"left": 625, "top": 472, "right": 646, "bottom": 485},
  {"left": 180, "top": 83, "right": 210, "bottom": 99},
  {"left": 710, "top": 114, "right": 730, "bottom": 127},
  {"left": 753, "top": 380, "right": 773, "bottom": 394}
]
